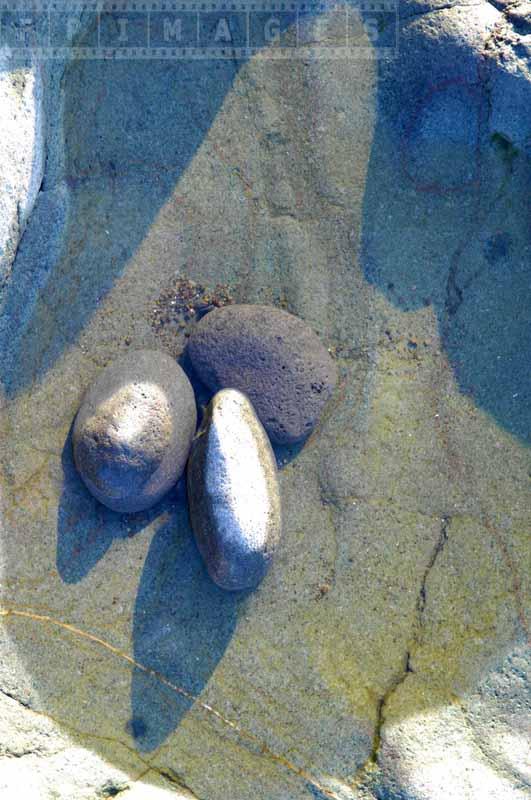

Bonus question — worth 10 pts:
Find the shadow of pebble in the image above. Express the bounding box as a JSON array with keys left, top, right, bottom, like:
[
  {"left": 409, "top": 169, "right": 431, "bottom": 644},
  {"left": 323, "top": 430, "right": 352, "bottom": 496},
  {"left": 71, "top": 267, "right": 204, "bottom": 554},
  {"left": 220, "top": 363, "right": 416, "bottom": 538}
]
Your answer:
[
  {"left": 273, "top": 439, "right": 307, "bottom": 469},
  {"left": 130, "top": 496, "right": 245, "bottom": 752},
  {"left": 56, "top": 425, "right": 177, "bottom": 583},
  {"left": 57, "top": 424, "right": 245, "bottom": 752}
]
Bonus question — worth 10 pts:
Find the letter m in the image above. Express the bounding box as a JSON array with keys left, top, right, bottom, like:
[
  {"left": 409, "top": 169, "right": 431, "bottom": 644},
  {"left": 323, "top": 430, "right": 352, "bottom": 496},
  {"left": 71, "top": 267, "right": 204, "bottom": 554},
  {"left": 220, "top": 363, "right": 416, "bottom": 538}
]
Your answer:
[{"left": 164, "top": 17, "right": 182, "bottom": 42}]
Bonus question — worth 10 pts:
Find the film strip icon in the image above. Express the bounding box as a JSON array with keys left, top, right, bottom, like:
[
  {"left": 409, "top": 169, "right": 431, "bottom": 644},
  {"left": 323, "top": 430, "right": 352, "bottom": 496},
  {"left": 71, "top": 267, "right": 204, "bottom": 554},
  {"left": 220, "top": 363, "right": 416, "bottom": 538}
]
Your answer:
[{"left": 0, "top": 1, "right": 399, "bottom": 59}]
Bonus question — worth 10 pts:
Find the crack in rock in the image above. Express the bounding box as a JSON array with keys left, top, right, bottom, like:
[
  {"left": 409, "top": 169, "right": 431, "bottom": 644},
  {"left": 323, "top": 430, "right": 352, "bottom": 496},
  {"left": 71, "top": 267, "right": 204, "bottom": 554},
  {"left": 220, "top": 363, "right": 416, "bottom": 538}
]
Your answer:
[
  {"left": 417, "top": 516, "right": 450, "bottom": 620},
  {"left": 369, "top": 517, "right": 451, "bottom": 766},
  {"left": 1, "top": 747, "right": 43, "bottom": 759},
  {"left": 156, "top": 767, "right": 203, "bottom": 799},
  {"left": 0, "top": 685, "right": 30, "bottom": 708}
]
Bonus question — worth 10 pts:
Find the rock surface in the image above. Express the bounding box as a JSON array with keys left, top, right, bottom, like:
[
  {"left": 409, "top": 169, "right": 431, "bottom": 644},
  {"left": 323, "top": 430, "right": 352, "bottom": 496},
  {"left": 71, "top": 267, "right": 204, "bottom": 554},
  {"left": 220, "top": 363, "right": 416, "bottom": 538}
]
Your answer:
[
  {"left": 0, "top": 1, "right": 529, "bottom": 798},
  {"left": 187, "top": 389, "right": 281, "bottom": 591},
  {"left": 0, "top": 60, "right": 44, "bottom": 290},
  {"left": 188, "top": 304, "right": 338, "bottom": 444},
  {"left": 73, "top": 350, "right": 196, "bottom": 513}
]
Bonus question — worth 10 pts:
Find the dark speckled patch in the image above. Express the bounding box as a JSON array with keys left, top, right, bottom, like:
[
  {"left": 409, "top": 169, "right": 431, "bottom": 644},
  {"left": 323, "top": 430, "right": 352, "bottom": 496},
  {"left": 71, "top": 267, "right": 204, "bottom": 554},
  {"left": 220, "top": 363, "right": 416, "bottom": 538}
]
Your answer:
[{"left": 484, "top": 232, "right": 511, "bottom": 265}]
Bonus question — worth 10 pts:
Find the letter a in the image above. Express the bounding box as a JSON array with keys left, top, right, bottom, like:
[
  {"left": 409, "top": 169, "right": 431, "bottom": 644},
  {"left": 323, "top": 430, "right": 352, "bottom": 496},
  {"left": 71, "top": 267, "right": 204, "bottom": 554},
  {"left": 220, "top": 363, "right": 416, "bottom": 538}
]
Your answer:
[{"left": 214, "top": 17, "right": 231, "bottom": 43}]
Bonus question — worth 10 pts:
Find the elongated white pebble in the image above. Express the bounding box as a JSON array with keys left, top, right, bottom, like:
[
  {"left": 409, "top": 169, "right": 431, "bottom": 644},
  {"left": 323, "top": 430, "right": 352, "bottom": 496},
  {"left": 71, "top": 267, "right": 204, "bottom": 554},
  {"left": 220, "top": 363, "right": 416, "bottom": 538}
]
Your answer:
[{"left": 187, "top": 389, "right": 282, "bottom": 591}]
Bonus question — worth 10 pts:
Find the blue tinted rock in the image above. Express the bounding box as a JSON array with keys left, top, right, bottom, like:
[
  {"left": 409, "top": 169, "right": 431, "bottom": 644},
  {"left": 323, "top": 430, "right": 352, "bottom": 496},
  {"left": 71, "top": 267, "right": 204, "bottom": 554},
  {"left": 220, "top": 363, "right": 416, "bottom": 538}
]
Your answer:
[
  {"left": 187, "top": 389, "right": 282, "bottom": 591},
  {"left": 73, "top": 349, "right": 196, "bottom": 512}
]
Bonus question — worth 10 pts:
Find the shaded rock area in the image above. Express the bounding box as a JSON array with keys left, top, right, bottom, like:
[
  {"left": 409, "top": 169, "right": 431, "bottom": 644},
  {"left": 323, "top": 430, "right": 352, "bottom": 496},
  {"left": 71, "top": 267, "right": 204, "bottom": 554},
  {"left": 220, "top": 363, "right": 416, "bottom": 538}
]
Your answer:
[{"left": 0, "top": 2, "right": 529, "bottom": 799}]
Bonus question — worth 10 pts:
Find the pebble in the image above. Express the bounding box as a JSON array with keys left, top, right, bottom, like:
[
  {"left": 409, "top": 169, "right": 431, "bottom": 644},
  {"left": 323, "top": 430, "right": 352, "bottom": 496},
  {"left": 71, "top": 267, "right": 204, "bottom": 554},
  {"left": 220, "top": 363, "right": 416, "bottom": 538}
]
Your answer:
[
  {"left": 73, "top": 349, "right": 197, "bottom": 512},
  {"left": 187, "top": 304, "right": 338, "bottom": 444},
  {"left": 187, "top": 389, "right": 282, "bottom": 591}
]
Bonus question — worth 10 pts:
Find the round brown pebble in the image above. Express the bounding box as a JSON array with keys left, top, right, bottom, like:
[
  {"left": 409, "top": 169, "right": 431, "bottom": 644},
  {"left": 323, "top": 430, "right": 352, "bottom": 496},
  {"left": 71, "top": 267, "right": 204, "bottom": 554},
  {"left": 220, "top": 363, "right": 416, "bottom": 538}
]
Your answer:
[
  {"left": 187, "top": 304, "right": 338, "bottom": 444},
  {"left": 73, "top": 349, "right": 197, "bottom": 512}
]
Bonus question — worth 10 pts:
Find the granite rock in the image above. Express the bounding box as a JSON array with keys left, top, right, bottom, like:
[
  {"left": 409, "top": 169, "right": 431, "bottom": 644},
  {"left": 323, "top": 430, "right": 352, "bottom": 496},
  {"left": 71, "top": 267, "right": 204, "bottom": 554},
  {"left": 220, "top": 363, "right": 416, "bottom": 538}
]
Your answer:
[
  {"left": 73, "top": 349, "right": 196, "bottom": 512},
  {"left": 0, "top": 59, "right": 44, "bottom": 289},
  {"left": 188, "top": 304, "right": 338, "bottom": 444},
  {"left": 376, "top": 641, "right": 531, "bottom": 800},
  {"left": 187, "top": 389, "right": 282, "bottom": 591}
]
